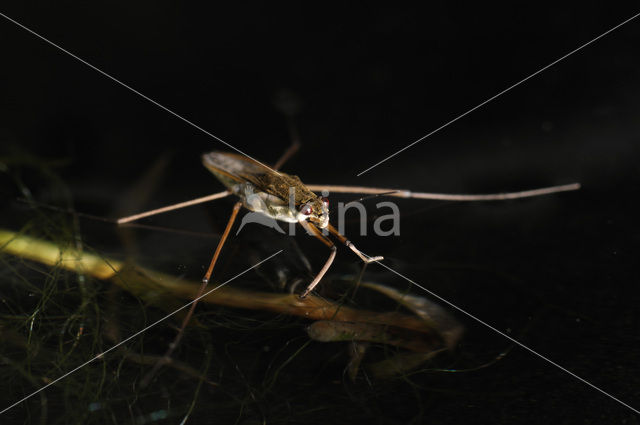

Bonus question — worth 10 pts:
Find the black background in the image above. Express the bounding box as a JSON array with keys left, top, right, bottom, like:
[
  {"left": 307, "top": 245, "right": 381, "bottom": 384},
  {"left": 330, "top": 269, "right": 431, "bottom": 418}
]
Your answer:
[{"left": 1, "top": 3, "right": 639, "bottom": 424}]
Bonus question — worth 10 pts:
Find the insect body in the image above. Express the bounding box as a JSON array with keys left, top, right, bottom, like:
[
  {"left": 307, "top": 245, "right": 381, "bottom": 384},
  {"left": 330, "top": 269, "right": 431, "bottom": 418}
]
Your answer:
[
  {"left": 202, "top": 152, "right": 329, "bottom": 228},
  {"left": 200, "top": 150, "right": 382, "bottom": 298}
]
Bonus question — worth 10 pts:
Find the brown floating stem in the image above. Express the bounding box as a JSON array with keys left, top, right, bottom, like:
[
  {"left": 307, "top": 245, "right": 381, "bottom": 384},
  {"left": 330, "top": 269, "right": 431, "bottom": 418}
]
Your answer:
[{"left": 0, "top": 229, "right": 436, "bottom": 334}]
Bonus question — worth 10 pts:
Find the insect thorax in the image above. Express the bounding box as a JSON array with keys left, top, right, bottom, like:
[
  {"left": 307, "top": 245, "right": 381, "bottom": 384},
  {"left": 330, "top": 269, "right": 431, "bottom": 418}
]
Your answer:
[{"left": 232, "top": 182, "right": 300, "bottom": 223}]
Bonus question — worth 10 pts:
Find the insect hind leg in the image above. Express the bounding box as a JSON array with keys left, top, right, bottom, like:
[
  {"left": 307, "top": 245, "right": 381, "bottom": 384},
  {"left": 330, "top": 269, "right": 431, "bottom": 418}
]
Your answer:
[
  {"left": 273, "top": 90, "right": 302, "bottom": 171},
  {"left": 139, "top": 201, "right": 242, "bottom": 387}
]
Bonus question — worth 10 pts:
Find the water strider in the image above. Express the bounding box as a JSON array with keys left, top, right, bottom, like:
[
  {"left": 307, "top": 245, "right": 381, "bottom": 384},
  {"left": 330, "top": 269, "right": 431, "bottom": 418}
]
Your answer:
[
  {"left": 117, "top": 145, "right": 579, "bottom": 386},
  {"left": 117, "top": 148, "right": 579, "bottom": 298}
]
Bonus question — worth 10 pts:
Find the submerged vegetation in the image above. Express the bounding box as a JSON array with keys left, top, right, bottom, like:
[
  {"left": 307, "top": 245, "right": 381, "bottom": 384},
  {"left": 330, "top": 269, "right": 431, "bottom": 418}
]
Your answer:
[
  {"left": 0, "top": 151, "right": 463, "bottom": 424},
  {"left": 0, "top": 227, "right": 462, "bottom": 423}
]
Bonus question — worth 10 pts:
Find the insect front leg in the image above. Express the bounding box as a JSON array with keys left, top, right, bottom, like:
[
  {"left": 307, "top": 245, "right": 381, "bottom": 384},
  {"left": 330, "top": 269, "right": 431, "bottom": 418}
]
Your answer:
[
  {"left": 298, "top": 220, "right": 337, "bottom": 299},
  {"left": 326, "top": 223, "right": 383, "bottom": 264}
]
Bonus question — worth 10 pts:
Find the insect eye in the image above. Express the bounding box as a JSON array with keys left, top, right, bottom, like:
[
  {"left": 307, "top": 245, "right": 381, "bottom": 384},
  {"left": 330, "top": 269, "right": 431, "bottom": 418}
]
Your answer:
[
  {"left": 321, "top": 197, "right": 329, "bottom": 207},
  {"left": 300, "top": 204, "right": 313, "bottom": 215}
]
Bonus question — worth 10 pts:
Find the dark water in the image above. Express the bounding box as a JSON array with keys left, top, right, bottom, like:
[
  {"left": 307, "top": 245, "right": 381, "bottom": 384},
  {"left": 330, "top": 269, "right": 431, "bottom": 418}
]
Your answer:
[{"left": 1, "top": 4, "right": 639, "bottom": 424}]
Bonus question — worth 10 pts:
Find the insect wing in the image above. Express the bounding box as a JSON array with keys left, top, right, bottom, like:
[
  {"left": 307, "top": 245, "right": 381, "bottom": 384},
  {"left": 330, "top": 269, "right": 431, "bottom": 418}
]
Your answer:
[
  {"left": 202, "top": 152, "right": 274, "bottom": 191},
  {"left": 202, "top": 151, "right": 315, "bottom": 208}
]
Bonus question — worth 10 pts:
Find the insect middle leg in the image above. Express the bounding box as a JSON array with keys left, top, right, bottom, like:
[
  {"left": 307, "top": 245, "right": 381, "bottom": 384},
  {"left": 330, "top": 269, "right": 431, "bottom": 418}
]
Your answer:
[
  {"left": 305, "top": 183, "right": 581, "bottom": 201},
  {"left": 117, "top": 190, "right": 231, "bottom": 224}
]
